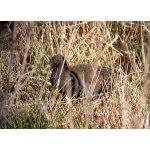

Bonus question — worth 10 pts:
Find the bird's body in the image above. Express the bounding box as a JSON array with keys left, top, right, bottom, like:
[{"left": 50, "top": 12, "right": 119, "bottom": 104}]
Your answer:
[
  {"left": 51, "top": 66, "right": 81, "bottom": 97},
  {"left": 49, "top": 54, "right": 112, "bottom": 98},
  {"left": 50, "top": 55, "right": 81, "bottom": 98},
  {"left": 70, "top": 64, "right": 111, "bottom": 95}
]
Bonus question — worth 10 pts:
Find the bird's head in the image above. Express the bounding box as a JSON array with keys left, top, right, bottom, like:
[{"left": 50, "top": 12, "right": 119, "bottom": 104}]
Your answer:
[{"left": 47, "top": 54, "right": 69, "bottom": 70}]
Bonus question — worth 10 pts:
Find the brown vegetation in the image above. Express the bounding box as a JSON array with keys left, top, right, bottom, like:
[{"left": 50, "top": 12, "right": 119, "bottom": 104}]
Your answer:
[{"left": 0, "top": 21, "right": 150, "bottom": 128}]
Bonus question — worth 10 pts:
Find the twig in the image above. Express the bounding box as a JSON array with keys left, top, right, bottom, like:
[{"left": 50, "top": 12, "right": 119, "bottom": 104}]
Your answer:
[
  {"left": 0, "top": 22, "right": 33, "bottom": 119},
  {"left": 147, "top": 22, "right": 150, "bottom": 72},
  {"left": 6, "top": 22, "right": 17, "bottom": 99},
  {"left": 141, "top": 22, "right": 147, "bottom": 73},
  {"left": 7, "top": 22, "right": 32, "bottom": 110},
  {"left": 0, "top": 22, "right": 17, "bottom": 118}
]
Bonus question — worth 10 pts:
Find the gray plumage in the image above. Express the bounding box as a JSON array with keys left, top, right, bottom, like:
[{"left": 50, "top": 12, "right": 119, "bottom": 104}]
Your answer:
[{"left": 49, "top": 54, "right": 112, "bottom": 97}]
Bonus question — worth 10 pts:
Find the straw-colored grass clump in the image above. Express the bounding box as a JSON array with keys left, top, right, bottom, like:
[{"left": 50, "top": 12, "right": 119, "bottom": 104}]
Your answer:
[{"left": 0, "top": 21, "right": 150, "bottom": 128}]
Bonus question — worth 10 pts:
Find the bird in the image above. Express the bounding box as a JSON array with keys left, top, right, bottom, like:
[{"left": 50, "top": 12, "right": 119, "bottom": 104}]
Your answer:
[
  {"left": 49, "top": 54, "right": 81, "bottom": 98},
  {"left": 48, "top": 54, "right": 112, "bottom": 98}
]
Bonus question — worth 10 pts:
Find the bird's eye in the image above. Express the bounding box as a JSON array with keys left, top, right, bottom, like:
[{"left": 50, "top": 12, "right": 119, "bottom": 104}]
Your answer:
[{"left": 53, "top": 60, "right": 57, "bottom": 64}]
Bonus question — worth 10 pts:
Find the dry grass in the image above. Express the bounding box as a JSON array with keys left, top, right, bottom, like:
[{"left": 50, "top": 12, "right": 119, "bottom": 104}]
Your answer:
[{"left": 0, "top": 21, "right": 150, "bottom": 129}]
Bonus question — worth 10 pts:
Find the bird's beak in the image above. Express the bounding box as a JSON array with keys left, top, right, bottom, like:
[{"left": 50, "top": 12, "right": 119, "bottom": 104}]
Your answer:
[
  {"left": 46, "top": 64, "right": 51, "bottom": 71},
  {"left": 47, "top": 64, "right": 51, "bottom": 68},
  {"left": 42, "top": 64, "right": 51, "bottom": 74}
]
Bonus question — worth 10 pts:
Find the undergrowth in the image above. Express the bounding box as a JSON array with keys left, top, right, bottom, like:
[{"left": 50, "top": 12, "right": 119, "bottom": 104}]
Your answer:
[{"left": 0, "top": 21, "right": 150, "bottom": 129}]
